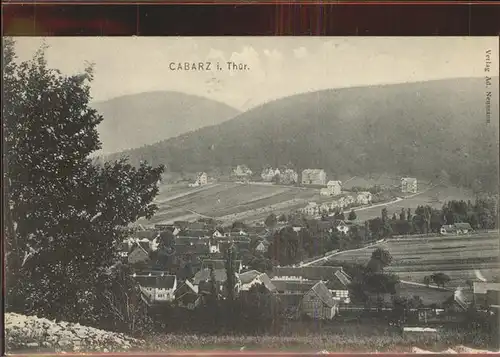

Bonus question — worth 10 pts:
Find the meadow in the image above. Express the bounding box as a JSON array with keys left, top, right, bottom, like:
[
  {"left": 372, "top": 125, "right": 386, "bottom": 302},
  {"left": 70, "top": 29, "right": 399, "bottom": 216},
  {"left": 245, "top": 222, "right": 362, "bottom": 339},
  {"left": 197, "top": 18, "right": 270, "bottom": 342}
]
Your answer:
[
  {"left": 141, "top": 321, "right": 490, "bottom": 353},
  {"left": 142, "top": 174, "right": 476, "bottom": 227},
  {"left": 325, "top": 233, "right": 500, "bottom": 289},
  {"left": 144, "top": 182, "right": 323, "bottom": 225}
]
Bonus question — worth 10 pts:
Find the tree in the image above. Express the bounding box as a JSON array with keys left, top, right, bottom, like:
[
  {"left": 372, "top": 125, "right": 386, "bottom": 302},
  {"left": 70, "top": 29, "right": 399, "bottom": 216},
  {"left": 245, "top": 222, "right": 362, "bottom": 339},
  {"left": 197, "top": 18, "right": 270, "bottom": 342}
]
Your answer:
[
  {"left": 400, "top": 208, "right": 406, "bottom": 221},
  {"left": 367, "top": 248, "right": 393, "bottom": 272},
  {"left": 407, "top": 208, "right": 412, "bottom": 222},
  {"left": 348, "top": 209, "right": 357, "bottom": 221},
  {"left": 224, "top": 243, "right": 237, "bottom": 301},
  {"left": 232, "top": 221, "right": 247, "bottom": 230},
  {"left": 381, "top": 208, "right": 393, "bottom": 237},
  {"left": 278, "top": 213, "right": 287, "bottom": 223},
  {"left": 423, "top": 276, "right": 431, "bottom": 287},
  {"left": 265, "top": 213, "right": 278, "bottom": 228},
  {"left": 101, "top": 263, "right": 152, "bottom": 334},
  {"left": 431, "top": 273, "right": 451, "bottom": 288},
  {"left": 4, "top": 39, "right": 164, "bottom": 323}
]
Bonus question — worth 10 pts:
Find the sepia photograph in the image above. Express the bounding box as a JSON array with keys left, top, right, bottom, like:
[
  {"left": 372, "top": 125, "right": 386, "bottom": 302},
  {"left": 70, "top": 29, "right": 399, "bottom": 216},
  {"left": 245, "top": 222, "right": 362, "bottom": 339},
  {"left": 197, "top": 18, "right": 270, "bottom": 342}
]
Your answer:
[{"left": 3, "top": 36, "right": 500, "bottom": 354}]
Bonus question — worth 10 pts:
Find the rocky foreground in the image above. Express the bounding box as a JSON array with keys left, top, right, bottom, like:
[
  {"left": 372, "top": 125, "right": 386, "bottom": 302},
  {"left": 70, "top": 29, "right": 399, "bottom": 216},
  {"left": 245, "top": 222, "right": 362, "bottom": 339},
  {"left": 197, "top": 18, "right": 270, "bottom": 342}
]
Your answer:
[{"left": 5, "top": 313, "right": 142, "bottom": 352}]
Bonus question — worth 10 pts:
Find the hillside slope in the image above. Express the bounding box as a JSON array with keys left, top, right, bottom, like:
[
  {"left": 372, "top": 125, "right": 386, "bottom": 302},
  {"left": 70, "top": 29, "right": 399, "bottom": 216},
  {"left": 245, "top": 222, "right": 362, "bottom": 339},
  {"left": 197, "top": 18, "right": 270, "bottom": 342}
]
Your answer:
[
  {"left": 110, "top": 78, "right": 499, "bottom": 192},
  {"left": 93, "top": 91, "right": 240, "bottom": 154}
]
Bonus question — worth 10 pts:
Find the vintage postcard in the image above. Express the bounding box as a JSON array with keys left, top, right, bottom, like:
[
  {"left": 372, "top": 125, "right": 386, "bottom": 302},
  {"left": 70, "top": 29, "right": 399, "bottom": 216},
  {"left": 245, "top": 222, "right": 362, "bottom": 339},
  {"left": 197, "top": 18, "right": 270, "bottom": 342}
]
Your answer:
[{"left": 3, "top": 36, "right": 499, "bottom": 354}]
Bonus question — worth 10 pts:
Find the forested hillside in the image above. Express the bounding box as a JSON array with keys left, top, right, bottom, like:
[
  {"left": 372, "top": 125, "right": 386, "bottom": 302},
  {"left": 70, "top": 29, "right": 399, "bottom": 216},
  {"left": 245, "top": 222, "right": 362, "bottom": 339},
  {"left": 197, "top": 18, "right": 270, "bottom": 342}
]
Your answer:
[{"left": 108, "top": 78, "right": 499, "bottom": 192}]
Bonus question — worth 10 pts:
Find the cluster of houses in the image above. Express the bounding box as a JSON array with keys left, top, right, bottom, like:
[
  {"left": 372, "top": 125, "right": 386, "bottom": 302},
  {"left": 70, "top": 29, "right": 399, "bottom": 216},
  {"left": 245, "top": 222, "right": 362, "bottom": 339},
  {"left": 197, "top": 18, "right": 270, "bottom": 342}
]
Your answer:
[
  {"left": 261, "top": 167, "right": 299, "bottom": 185},
  {"left": 131, "top": 263, "right": 354, "bottom": 320},
  {"left": 301, "top": 192, "right": 373, "bottom": 217}
]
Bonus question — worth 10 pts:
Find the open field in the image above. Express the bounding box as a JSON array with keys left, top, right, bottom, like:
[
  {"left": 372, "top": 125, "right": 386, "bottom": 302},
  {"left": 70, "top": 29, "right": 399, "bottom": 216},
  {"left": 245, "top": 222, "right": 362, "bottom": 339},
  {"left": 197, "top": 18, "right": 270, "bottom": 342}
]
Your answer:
[
  {"left": 141, "top": 324, "right": 492, "bottom": 353},
  {"left": 142, "top": 179, "right": 475, "bottom": 227},
  {"left": 325, "top": 233, "right": 500, "bottom": 289},
  {"left": 144, "top": 182, "right": 323, "bottom": 225}
]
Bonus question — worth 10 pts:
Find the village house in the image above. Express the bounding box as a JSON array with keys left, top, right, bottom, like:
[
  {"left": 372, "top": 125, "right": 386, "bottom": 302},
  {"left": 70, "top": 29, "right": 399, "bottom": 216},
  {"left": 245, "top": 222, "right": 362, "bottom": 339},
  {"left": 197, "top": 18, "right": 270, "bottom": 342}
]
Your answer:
[
  {"left": 356, "top": 191, "right": 373, "bottom": 205},
  {"left": 127, "top": 242, "right": 151, "bottom": 267},
  {"left": 154, "top": 224, "right": 181, "bottom": 236},
  {"left": 189, "top": 172, "right": 208, "bottom": 187},
  {"left": 193, "top": 268, "right": 241, "bottom": 298},
  {"left": 272, "top": 266, "right": 351, "bottom": 303},
  {"left": 302, "top": 282, "right": 339, "bottom": 319},
  {"left": 473, "top": 282, "right": 500, "bottom": 307},
  {"left": 174, "top": 242, "right": 210, "bottom": 257},
  {"left": 255, "top": 240, "right": 270, "bottom": 253},
  {"left": 201, "top": 259, "right": 243, "bottom": 273},
  {"left": 239, "top": 270, "right": 277, "bottom": 292},
  {"left": 320, "top": 180, "right": 342, "bottom": 197},
  {"left": 273, "top": 280, "right": 338, "bottom": 320},
  {"left": 232, "top": 165, "right": 253, "bottom": 180},
  {"left": 302, "top": 202, "right": 319, "bottom": 216},
  {"left": 301, "top": 169, "right": 327, "bottom": 186},
  {"left": 132, "top": 272, "right": 177, "bottom": 306},
  {"left": 280, "top": 168, "right": 299, "bottom": 185},
  {"left": 440, "top": 222, "right": 474, "bottom": 235},
  {"left": 336, "top": 220, "right": 350, "bottom": 234},
  {"left": 401, "top": 177, "right": 418, "bottom": 194},
  {"left": 212, "top": 228, "right": 225, "bottom": 238},
  {"left": 261, "top": 167, "right": 281, "bottom": 182},
  {"left": 174, "top": 279, "right": 201, "bottom": 310}
]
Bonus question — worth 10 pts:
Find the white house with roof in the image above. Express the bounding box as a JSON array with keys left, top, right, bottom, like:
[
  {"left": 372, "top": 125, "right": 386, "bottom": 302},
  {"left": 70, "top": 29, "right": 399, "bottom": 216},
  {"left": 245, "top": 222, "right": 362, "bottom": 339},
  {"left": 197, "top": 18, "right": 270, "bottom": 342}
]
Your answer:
[
  {"left": 261, "top": 167, "right": 281, "bottom": 182},
  {"left": 302, "top": 202, "right": 319, "bottom": 216},
  {"left": 356, "top": 191, "right": 373, "bottom": 205},
  {"left": 132, "top": 272, "right": 177, "bottom": 305},
  {"left": 321, "top": 180, "right": 342, "bottom": 197},
  {"left": 189, "top": 172, "right": 208, "bottom": 187},
  {"left": 301, "top": 169, "right": 327, "bottom": 186}
]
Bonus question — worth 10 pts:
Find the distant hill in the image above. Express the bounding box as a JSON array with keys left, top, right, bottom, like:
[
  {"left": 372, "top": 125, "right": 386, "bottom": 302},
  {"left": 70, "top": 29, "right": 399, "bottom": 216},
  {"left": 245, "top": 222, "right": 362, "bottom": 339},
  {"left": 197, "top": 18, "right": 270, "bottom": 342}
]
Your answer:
[
  {"left": 92, "top": 91, "right": 240, "bottom": 154},
  {"left": 109, "top": 78, "right": 499, "bottom": 193}
]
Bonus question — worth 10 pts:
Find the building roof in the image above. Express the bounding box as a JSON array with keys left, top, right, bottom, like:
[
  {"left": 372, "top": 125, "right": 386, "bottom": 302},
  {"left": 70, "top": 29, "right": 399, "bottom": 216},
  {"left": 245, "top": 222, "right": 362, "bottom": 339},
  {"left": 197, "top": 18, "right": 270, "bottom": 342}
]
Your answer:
[
  {"left": 175, "top": 237, "right": 207, "bottom": 245},
  {"left": 187, "top": 222, "right": 206, "bottom": 230},
  {"left": 258, "top": 273, "right": 277, "bottom": 293},
  {"left": 309, "top": 282, "right": 337, "bottom": 308},
  {"left": 325, "top": 270, "right": 352, "bottom": 290},
  {"left": 272, "top": 266, "right": 343, "bottom": 281},
  {"left": 271, "top": 280, "right": 317, "bottom": 293},
  {"left": 473, "top": 282, "right": 500, "bottom": 295},
  {"left": 201, "top": 259, "right": 242, "bottom": 270},
  {"left": 174, "top": 243, "right": 210, "bottom": 255},
  {"left": 239, "top": 270, "right": 261, "bottom": 284},
  {"left": 454, "top": 222, "right": 473, "bottom": 230},
  {"left": 327, "top": 180, "right": 341, "bottom": 186},
  {"left": 193, "top": 268, "right": 231, "bottom": 284},
  {"left": 134, "top": 274, "right": 176, "bottom": 289},
  {"left": 302, "top": 169, "right": 325, "bottom": 174},
  {"left": 179, "top": 230, "right": 210, "bottom": 238}
]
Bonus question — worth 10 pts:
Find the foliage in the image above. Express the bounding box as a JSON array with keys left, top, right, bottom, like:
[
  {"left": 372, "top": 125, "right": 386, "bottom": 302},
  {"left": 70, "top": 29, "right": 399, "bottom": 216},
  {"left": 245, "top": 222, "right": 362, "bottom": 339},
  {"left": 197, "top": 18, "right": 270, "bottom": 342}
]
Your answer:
[
  {"left": 4, "top": 39, "right": 164, "bottom": 324},
  {"left": 366, "top": 248, "right": 393, "bottom": 273},
  {"left": 348, "top": 209, "right": 357, "bottom": 221},
  {"left": 430, "top": 273, "right": 451, "bottom": 288},
  {"left": 265, "top": 213, "right": 278, "bottom": 228},
  {"left": 100, "top": 263, "right": 153, "bottom": 335}
]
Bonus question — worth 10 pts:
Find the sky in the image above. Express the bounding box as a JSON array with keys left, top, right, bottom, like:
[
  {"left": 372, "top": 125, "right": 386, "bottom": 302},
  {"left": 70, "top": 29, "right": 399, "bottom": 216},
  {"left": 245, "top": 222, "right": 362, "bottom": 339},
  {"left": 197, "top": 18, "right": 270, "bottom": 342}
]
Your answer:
[{"left": 13, "top": 37, "right": 499, "bottom": 111}]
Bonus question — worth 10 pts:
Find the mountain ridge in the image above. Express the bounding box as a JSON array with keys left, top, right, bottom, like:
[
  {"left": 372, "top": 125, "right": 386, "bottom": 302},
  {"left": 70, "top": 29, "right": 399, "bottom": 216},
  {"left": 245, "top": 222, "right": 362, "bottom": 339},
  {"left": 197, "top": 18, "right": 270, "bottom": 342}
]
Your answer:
[
  {"left": 107, "top": 77, "right": 499, "bottom": 192},
  {"left": 93, "top": 91, "right": 240, "bottom": 154}
]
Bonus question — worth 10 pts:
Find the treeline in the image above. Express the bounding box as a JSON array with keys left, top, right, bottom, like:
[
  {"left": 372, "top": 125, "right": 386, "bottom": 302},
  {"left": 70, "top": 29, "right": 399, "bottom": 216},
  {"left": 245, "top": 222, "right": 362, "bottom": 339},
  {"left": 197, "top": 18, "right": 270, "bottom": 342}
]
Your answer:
[{"left": 367, "top": 198, "right": 498, "bottom": 238}]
